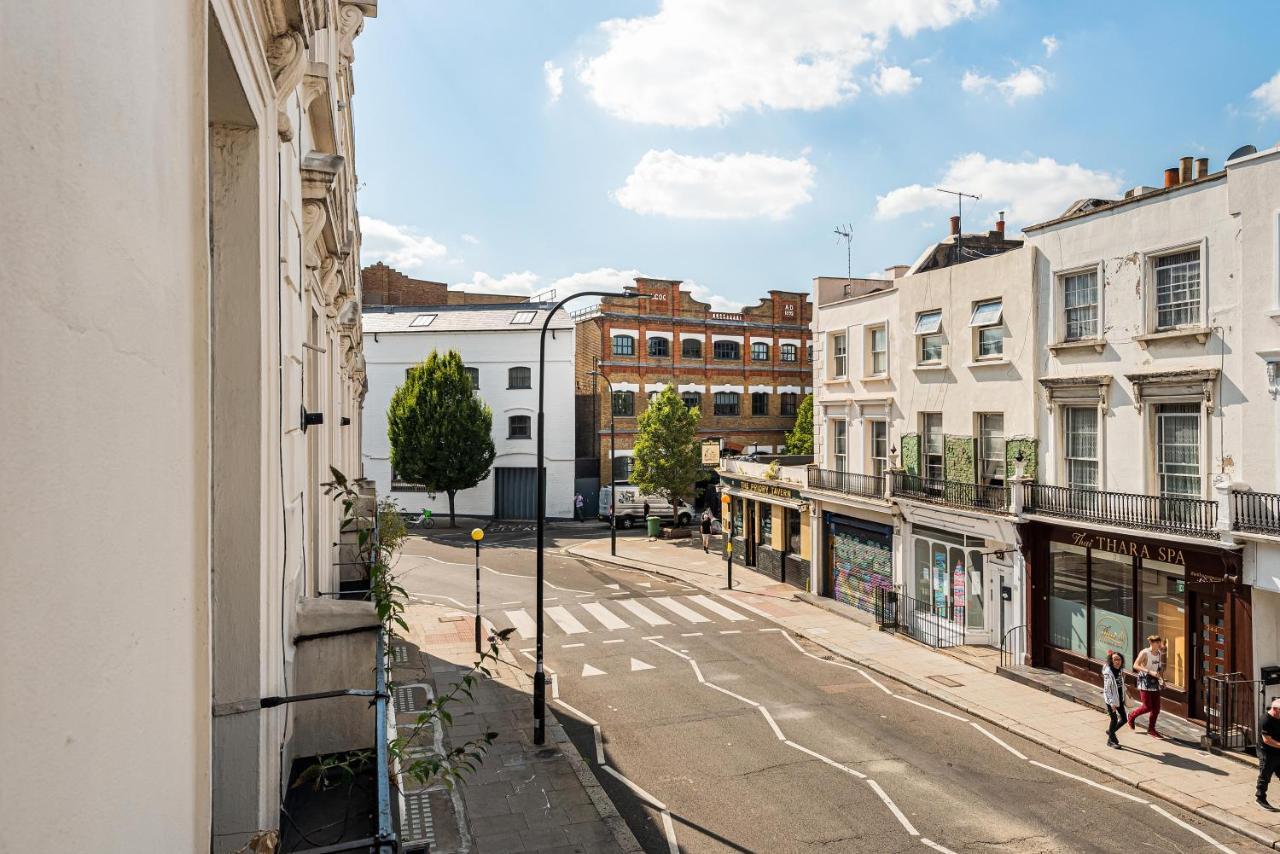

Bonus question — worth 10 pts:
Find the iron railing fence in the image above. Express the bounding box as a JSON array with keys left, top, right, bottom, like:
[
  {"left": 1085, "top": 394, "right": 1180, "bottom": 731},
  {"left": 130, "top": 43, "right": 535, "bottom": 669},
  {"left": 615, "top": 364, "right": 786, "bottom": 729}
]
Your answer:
[
  {"left": 1203, "top": 673, "right": 1263, "bottom": 754},
  {"left": 890, "top": 472, "right": 1010, "bottom": 512},
  {"left": 807, "top": 466, "right": 885, "bottom": 499},
  {"left": 1023, "top": 483, "right": 1218, "bottom": 538},
  {"left": 874, "top": 587, "right": 966, "bottom": 649},
  {"left": 1232, "top": 490, "right": 1280, "bottom": 536},
  {"left": 999, "top": 625, "right": 1028, "bottom": 671}
]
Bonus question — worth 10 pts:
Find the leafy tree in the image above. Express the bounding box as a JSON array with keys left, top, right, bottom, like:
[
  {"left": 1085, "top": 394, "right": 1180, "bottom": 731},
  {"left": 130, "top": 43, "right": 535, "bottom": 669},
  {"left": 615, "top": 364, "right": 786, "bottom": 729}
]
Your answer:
[
  {"left": 388, "top": 350, "right": 495, "bottom": 527},
  {"left": 784, "top": 394, "right": 814, "bottom": 455},
  {"left": 630, "top": 386, "right": 701, "bottom": 508}
]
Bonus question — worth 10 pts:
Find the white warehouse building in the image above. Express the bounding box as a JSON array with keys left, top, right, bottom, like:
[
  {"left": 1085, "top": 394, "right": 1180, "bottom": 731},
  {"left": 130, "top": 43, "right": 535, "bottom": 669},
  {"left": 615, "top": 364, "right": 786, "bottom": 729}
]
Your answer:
[{"left": 363, "top": 303, "right": 577, "bottom": 520}]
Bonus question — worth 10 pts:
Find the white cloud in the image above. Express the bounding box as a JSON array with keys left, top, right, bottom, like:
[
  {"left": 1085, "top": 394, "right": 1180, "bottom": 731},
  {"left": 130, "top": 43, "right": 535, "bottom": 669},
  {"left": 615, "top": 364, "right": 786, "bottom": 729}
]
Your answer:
[
  {"left": 578, "top": 0, "right": 995, "bottom": 127},
  {"left": 874, "top": 152, "right": 1124, "bottom": 227},
  {"left": 461, "top": 233, "right": 480, "bottom": 245},
  {"left": 543, "top": 60, "right": 565, "bottom": 103},
  {"left": 1250, "top": 70, "right": 1280, "bottom": 117},
  {"left": 455, "top": 266, "right": 738, "bottom": 311},
  {"left": 614, "top": 149, "right": 815, "bottom": 220},
  {"left": 359, "top": 216, "right": 448, "bottom": 275},
  {"left": 456, "top": 271, "right": 542, "bottom": 296},
  {"left": 872, "top": 65, "right": 921, "bottom": 96},
  {"left": 1042, "top": 35, "right": 1059, "bottom": 57},
  {"left": 961, "top": 65, "right": 1048, "bottom": 102}
]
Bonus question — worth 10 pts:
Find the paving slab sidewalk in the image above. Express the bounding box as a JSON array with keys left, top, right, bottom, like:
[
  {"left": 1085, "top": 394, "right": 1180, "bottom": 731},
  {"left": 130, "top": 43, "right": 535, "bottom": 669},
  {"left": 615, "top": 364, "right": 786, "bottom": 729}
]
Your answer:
[
  {"left": 398, "top": 600, "right": 641, "bottom": 854},
  {"left": 567, "top": 535, "right": 1280, "bottom": 850}
]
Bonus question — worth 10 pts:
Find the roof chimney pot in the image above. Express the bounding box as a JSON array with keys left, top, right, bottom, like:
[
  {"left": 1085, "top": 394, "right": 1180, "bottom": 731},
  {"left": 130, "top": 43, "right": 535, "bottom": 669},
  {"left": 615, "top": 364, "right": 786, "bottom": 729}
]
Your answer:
[
  {"left": 1179, "top": 156, "right": 1194, "bottom": 184},
  {"left": 1164, "top": 167, "right": 1180, "bottom": 188},
  {"left": 1195, "top": 157, "right": 1209, "bottom": 179},
  {"left": 995, "top": 211, "right": 1005, "bottom": 235},
  {"left": 949, "top": 215, "right": 961, "bottom": 236}
]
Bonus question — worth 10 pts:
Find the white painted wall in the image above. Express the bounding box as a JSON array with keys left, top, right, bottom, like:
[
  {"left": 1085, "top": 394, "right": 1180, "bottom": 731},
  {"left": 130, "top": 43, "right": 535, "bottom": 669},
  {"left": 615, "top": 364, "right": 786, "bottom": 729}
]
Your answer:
[{"left": 363, "top": 321, "right": 577, "bottom": 518}]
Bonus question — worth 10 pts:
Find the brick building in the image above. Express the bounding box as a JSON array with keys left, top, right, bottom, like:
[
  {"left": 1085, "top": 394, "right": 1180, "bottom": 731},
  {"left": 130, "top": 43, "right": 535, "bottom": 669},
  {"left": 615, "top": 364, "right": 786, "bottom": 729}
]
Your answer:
[
  {"left": 575, "top": 277, "right": 812, "bottom": 486},
  {"left": 362, "top": 261, "right": 528, "bottom": 307}
]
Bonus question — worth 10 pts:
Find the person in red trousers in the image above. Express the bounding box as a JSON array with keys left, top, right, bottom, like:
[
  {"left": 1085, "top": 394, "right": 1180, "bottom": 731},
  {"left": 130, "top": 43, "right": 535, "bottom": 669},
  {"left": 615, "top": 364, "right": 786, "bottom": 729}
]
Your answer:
[{"left": 1128, "top": 634, "right": 1166, "bottom": 738}]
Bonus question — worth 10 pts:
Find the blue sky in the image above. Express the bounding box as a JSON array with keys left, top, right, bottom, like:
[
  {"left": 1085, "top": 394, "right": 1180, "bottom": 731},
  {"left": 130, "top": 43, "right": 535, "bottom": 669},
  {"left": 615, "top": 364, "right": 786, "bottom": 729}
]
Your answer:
[{"left": 353, "top": 1, "right": 1280, "bottom": 310}]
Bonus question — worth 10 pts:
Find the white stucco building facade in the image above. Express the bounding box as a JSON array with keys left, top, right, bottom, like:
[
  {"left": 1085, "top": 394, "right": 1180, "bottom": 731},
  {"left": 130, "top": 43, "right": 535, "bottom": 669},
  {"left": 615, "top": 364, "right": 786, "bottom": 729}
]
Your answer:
[
  {"left": 1, "top": 2, "right": 377, "bottom": 850},
  {"left": 363, "top": 304, "right": 577, "bottom": 520}
]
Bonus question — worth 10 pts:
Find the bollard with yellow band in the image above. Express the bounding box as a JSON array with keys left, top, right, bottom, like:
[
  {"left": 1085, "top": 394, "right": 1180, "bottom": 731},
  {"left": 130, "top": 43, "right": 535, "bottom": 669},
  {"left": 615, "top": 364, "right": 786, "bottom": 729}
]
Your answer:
[
  {"left": 471, "top": 527, "right": 484, "bottom": 654},
  {"left": 721, "top": 493, "right": 734, "bottom": 590}
]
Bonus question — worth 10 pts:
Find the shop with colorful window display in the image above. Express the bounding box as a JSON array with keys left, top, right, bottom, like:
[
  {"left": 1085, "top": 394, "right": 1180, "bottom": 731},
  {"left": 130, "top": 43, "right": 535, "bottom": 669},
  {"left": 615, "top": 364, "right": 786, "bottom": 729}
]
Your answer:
[
  {"left": 1024, "top": 521, "right": 1249, "bottom": 720},
  {"left": 824, "top": 513, "right": 894, "bottom": 613},
  {"left": 721, "top": 474, "right": 811, "bottom": 590}
]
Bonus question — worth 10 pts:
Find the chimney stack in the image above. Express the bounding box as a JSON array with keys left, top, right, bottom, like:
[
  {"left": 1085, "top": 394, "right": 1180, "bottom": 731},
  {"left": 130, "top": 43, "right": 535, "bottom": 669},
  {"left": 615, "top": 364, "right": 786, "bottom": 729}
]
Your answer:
[
  {"left": 995, "top": 211, "right": 1005, "bottom": 235},
  {"left": 1195, "top": 157, "right": 1209, "bottom": 179},
  {"left": 1164, "top": 167, "right": 1180, "bottom": 188},
  {"left": 1179, "top": 156, "right": 1194, "bottom": 184},
  {"left": 949, "top": 215, "right": 961, "bottom": 236}
]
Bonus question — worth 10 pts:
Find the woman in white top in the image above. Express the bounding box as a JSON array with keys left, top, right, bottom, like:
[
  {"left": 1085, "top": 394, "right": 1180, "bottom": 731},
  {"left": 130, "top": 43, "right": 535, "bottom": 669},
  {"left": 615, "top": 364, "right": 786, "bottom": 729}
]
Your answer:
[
  {"left": 1127, "top": 634, "right": 1166, "bottom": 738},
  {"left": 1101, "top": 650, "right": 1127, "bottom": 748}
]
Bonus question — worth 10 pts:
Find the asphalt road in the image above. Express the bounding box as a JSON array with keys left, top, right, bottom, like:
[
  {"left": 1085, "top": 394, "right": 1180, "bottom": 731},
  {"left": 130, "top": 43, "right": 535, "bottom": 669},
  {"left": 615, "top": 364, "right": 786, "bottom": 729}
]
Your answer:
[{"left": 396, "top": 525, "right": 1267, "bottom": 854}]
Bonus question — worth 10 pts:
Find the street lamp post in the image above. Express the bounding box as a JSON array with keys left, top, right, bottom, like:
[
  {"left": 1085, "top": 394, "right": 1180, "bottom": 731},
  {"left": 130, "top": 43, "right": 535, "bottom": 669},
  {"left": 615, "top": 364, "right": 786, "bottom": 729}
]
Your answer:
[
  {"left": 721, "top": 493, "right": 733, "bottom": 590},
  {"left": 589, "top": 370, "right": 618, "bottom": 557},
  {"left": 471, "top": 527, "right": 484, "bottom": 654},
  {"left": 534, "top": 289, "right": 647, "bottom": 745}
]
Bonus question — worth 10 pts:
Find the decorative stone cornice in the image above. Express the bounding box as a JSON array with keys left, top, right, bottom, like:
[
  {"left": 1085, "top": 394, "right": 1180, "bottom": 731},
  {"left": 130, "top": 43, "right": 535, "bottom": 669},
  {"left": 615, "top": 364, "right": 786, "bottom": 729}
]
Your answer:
[
  {"left": 266, "top": 29, "right": 308, "bottom": 95},
  {"left": 301, "top": 201, "right": 327, "bottom": 269},
  {"left": 336, "top": 1, "right": 370, "bottom": 62},
  {"left": 1125, "top": 368, "right": 1219, "bottom": 414},
  {"left": 300, "top": 151, "right": 342, "bottom": 200}
]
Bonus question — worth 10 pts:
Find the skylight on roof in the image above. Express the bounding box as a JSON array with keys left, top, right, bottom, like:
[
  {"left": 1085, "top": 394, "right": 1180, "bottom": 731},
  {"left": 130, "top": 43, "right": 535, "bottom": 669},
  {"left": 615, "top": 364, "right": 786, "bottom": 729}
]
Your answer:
[
  {"left": 409, "top": 313, "right": 437, "bottom": 327},
  {"left": 511, "top": 310, "right": 537, "bottom": 324}
]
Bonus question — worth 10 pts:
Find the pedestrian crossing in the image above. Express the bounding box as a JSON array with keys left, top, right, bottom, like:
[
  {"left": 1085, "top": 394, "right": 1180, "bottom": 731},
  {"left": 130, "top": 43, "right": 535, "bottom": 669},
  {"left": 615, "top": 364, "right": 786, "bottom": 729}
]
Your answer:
[{"left": 493, "top": 595, "right": 753, "bottom": 640}]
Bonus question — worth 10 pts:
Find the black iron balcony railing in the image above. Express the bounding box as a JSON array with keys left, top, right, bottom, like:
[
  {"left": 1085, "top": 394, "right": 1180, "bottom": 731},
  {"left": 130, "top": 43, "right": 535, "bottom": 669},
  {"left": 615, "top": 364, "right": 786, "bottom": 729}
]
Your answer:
[
  {"left": 1232, "top": 490, "right": 1280, "bottom": 536},
  {"left": 890, "top": 471, "right": 1010, "bottom": 512},
  {"left": 807, "top": 466, "right": 885, "bottom": 498},
  {"left": 1023, "top": 483, "right": 1218, "bottom": 538}
]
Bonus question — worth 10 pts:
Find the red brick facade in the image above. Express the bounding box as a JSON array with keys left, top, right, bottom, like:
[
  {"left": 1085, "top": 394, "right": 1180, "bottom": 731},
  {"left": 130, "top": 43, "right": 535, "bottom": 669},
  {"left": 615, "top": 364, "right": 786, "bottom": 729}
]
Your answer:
[
  {"left": 575, "top": 277, "right": 812, "bottom": 484},
  {"left": 362, "top": 262, "right": 529, "bottom": 307}
]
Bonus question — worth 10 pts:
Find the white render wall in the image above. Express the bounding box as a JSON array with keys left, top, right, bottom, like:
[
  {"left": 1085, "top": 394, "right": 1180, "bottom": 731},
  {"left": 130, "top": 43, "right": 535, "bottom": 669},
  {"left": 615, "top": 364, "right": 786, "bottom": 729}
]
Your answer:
[{"left": 363, "top": 323, "right": 577, "bottom": 519}]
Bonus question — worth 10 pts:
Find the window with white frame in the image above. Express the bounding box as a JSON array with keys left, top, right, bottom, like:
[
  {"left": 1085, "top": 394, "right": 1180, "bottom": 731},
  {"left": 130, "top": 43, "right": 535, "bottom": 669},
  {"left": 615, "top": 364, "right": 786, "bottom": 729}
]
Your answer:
[
  {"left": 780, "top": 343, "right": 798, "bottom": 362},
  {"left": 508, "top": 366, "right": 531, "bottom": 389},
  {"left": 1154, "top": 249, "right": 1201, "bottom": 330},
  {"left": 867, "top": 325, "right": 888, "bottom": 376},
  {"left": 832, "top": 333, "right": 847, "bottom": 378},
  {"left": 612, "top": 334, "right": 635, "bottom": 356},
  {"left": 970, "top": 299, "right": 1004, "bottom": 358},
  {"left": 833, "top": 419, "right": 847, "bottom": 472},
  {"left": 1063, "top": 406, "right": 1098, "bottom": 491},
  {"left": 751, "top": 341, "right": 770, "bottom": 362},
  {"left": 868, "top": 420, "right": 888, "bottom": 479},
  {"left": 713, "top": 391, "right": 740, "bottom": 416},
  {"left": 915, "top": 310, "right": 943, "bottom": 364},
  {"left": 648, "top": 337, "right": 670, "bottom": 358},
  {"left": 713, "top": 340, "right": 740, "bottom": 360},
  {"left": 508, "top": 415, "right": 531, "bottom": 439},
  {"left": 1062, "top": 271, "right": 1099, "bottom": 341},
  {"left": 1155, "top": 402, "right": 1201, "bottom": 498},
  {"left": 922, "top": 412, "right": 943, "bottom": 481},
  {"left": 977, "top": 413, "right": 1005, "bottom": 487}
]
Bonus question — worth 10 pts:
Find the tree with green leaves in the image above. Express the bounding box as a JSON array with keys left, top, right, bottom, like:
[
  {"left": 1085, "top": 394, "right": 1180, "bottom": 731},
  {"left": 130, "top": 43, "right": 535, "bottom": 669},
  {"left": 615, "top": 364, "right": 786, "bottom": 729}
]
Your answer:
[
  {"left": 630, "top": 385, "right": 701, "bottom": 508},
  {"left": 784, "top": 394, "right": 814, "bottom": 455},
  {"left": 388, "top": 350, "right": 496, "bottom": 527}
]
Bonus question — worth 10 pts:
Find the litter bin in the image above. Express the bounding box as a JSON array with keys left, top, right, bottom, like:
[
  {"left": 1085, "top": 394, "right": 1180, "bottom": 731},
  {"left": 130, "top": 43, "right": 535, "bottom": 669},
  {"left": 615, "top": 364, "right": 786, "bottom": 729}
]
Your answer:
[{"left": 646, "top": 515, "right": 662, "bottom": 538}]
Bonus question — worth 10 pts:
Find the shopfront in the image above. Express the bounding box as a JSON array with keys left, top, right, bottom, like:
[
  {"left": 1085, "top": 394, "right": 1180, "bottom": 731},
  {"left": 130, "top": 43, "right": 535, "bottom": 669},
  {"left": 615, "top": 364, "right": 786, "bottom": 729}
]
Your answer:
[
  {"left": 1025, "top": 521, "right": 1249, "bottom": 720},
  {"left": 721, "top": 474, "right": 811, "bottom": 590},
  {"left": 824, "top": 513, "right": 893, "bottom": 614}
]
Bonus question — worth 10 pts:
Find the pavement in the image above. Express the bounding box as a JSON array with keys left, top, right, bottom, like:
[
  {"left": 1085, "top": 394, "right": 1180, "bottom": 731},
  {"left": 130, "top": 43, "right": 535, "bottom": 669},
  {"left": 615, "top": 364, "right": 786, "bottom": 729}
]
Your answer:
[{"left": 566, "top": 534, "right": 1280, "bottom": 851}]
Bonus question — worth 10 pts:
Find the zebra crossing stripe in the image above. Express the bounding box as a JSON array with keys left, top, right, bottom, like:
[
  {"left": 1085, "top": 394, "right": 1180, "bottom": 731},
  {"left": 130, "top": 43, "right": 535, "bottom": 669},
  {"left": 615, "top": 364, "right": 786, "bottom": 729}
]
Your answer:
[
  {"left": 546, "top": 605, "right": 589, "bottom": 634},
  {"left": 505, "top": 609, "right": 537, "bottom": 640},
  {"left": 687, "top": 595, "right": 749, "bottom": 622},
  {"left": 650, "top": 597, "right": 710, "bottom": 623},
  {"left": 615, "top": 599, "right": 671, "bottom": 626},
  {"left": 581, "top": 602, "right": 629, "bottom": 631}
]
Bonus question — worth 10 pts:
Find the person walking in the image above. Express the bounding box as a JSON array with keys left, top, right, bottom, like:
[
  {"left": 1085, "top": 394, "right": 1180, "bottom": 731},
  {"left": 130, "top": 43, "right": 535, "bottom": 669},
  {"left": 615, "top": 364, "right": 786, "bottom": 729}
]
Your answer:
[
  {"left": 1101, "top": 650, "right": 1127, "bottom": 749},
  {"left": 700, "top": 509, "right": 713, "bottom": 553},
  {"left": 573, "top": 492, "right": 584, "bottom": 522},
  {"left": 1128, "top": 634, "right": 1166, "bottom": 738},
  {"left": 1258, "top": 697, "right": 1280, "bottom": 810}
]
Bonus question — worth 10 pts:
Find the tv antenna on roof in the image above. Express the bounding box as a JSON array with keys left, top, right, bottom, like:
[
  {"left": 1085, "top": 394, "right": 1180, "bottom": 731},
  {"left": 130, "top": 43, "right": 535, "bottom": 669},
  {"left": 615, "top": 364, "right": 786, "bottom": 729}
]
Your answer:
[
  {"left": 936, "top": 187, "right": 980, "bottom": 261},
  {"left": 834, "top": 224, "right": 853, "bottom": 286}
]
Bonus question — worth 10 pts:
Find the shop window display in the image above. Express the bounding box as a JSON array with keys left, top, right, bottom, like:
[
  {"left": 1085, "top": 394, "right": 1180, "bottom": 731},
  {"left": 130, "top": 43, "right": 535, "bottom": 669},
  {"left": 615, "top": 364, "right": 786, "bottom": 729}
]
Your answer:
[
  {"left": 1049, "top": 543, "right": 1088, "bottom": 656},
  {"left": 1089, "top": 551, "right": 1134, "bottom": 662},
  {"left": 830, "top": 521, "right": 892, "bottom": 613},
  {"left": 1141, "top": 559, "right": 1187, "bottom": 689}
]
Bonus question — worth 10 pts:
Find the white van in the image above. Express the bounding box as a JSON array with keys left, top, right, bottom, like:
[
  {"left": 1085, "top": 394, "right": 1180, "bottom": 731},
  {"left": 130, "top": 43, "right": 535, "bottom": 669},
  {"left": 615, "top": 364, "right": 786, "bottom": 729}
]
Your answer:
[{"left": 598, "top": 484, "right": 692, "bottom": 529}]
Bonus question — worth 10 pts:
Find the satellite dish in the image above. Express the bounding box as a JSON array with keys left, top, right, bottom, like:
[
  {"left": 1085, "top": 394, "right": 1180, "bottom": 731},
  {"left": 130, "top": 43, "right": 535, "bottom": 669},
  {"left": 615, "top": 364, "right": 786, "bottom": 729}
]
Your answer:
[{"left": 1227, "top": 144, "right": 1257, "bottom": 161}]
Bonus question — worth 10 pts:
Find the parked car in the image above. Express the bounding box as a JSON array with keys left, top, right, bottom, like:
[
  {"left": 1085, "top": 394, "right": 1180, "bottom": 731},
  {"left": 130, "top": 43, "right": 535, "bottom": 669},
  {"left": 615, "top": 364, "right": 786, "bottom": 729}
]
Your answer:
[{"left": 598, "top": 484, "right": 692, "bottom": 528}]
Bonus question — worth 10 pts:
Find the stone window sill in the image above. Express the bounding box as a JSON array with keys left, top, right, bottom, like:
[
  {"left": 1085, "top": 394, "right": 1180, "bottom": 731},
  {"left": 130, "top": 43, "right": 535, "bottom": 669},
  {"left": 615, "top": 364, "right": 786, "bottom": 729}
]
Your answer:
[
  {"left": 860, "top": 374, "right": 891, "bottom": 384},
  {"left": 913, "top": 363, "right": 948, "bottom": 372},
  {"left": 966, "top": 358, "right": 1011, "bottom": 368},
  {"left": 1134, "top": 327, "right": 1210, "bottom": 348},
  {"left": 1048, "top": 338, "right": 1106, "bottom": 354}
]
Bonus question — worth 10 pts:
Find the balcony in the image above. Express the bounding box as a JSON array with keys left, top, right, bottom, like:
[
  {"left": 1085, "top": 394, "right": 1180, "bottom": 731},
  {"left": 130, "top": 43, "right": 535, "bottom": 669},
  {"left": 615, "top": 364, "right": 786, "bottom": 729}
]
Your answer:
[
  {"left": 890, "top": 471, "right": 1010, "bottom": 512},
  {"left": 807, "top": 466, "right": 885, "bottom": 499},
  {"left": 1232, "top": 489, "right": 1280, "bottom": 536},
  {"left": 1023, "top": 483, "right": 1218, "bottom": 539}
]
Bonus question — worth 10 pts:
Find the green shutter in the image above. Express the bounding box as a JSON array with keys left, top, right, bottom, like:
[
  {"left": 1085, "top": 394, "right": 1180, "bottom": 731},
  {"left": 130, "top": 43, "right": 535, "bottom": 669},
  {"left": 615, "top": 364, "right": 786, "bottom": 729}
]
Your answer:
[
  {"left": 900, "top": 433, "right": 920, "bottom": 476},
  {"left": 944, "top": 435, "right": 976, "bottom": 484},
  {"left": 1005, "top": 437, "right": 1038, "bottom": 481}
]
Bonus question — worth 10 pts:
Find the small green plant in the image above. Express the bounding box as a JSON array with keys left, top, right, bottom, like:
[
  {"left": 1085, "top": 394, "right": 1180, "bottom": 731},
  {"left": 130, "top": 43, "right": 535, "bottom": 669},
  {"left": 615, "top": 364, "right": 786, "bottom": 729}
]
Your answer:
[{"left": 784, "top": 394, "right": 814, "bottom": 455}]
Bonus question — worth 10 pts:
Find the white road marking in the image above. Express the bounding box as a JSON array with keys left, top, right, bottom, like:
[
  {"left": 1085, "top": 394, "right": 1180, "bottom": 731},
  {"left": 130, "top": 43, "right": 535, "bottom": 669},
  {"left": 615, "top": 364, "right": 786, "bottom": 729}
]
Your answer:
[
  {"left": 483, "top": 563, "right": 593, "bottom": 595},
  {"left": 895, "top": 694, "right": 969, "bottom": 722},
  {"left": 550, "top": 673, "right": 559, "bottom": 700},
  {"left": 551, "top": 698, "right": 596, "bottom": 726},
  {"left": 774, "top": 630, "right": 895, "bottom": 694},
  {"left": 582, "top": 663, "right": 607, "bottom": 677},
  {"left": 1027, "top": 760, "right": 1148, "bottom": 804},
  {"left": 603, "top": 638, "right": 625, "bottom": 645},
  {"left": 636, "top": 582, "right": 652, "bottom": 587},
  {"left": 631, "top": 658, "right": 655, "bottom": 672},
  {"left": 719, "top": 630, "right": 742, "bottom": 635},
  {"left": 704, "top": 682, "right": 759, "bottom": 707},
  {"left": 616, "top": 599, "right": 672, "bottom": 626},
  {"left": 604, "top": 583, "right": 621, "bottom": 590},
  {"left": 1148, "top": 804, "right": 1233, "bottom": 854},
  {"left": 921, "top": 838, "right": 959, "bottom": 854},
  {"left": 783, "top": 740, "right": 866, "bottom": 779},
  {"left": 500, "top": 600, "right": 521, "bottom": 606},
  {"left": 688, "top": 595, "right": 750, "bottom": 621},
  {"left": 581, "top": 602, "right": 629, "bottom": 631},
  {"left": 659, "top": 812, "right": 679, "bottom": 854},
  {"left": 867, "top": 779, "right": 918, "bottom": 836},
  {"left": 758, "top": 707, "right": 785, "bottom": 740},
  {"left": 646, "top": 639, "right": 691, "bottom": 660},
  {"left": 641, "top": 634, "right": 664, "bottom": 640},
  {"left": 688, "top": 661, "right": 706, "bottom": 683},
  {"left": 601, "top": 765, "right": 666, "bottom": 809},
  {"left": 505, "top": 609, "right": 537, "bottom": 640},
  {"left": 968, "top": 722, "right": 1027, "bottom": 760},
  {"left": 546, "top": 606, "right": 589, "bottom": 634},
  {"left": 576, "top": 592, "right": 593, "bottom": 598},
  {"left": 562, "top": 643, "right": 585, "bottom": 649},
  {"left": 650, "top": 597, "right": 710, "bottom": 623},
  {"left": 681, "top": 632, "right": 703, "bottom": 637}
]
